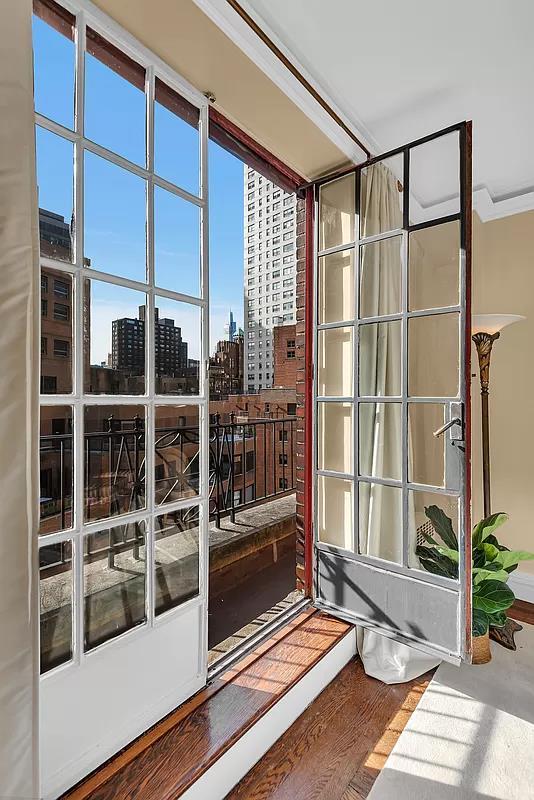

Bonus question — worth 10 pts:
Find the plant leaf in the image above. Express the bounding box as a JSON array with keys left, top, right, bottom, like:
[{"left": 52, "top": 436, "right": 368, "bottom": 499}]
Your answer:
[
  {"left": 473, "top": 568, "right": 510, "bottom": 585},
  {"left": 436, "top": 546, "right": 459, "bottom": 563},
  {"left": 494, "top": 550, "right": 534, "bottom": 571},
  {"left": 472, "top": 513, "right": 508, "bottom": 548},
  {"left": 425, "top": 505, "right": 458, "bottom": 550},
  {"left": 472, "top": 580, "right": 515, "bottom": 614},
  {"left": 488, "top": 610, "right": 507, "bottom": 629},
  {"left": 472, "top": 608, "right": 489, "bottom": 637},
  {"left": 482, "top": 542, "right": 500, "bottom": 563},
  {"left": 415, "top": 545, "right": 458, "bottom": 579}
]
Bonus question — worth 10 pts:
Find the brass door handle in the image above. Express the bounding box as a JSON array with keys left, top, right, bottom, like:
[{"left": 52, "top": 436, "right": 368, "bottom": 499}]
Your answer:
[{"left": 433, "top": 417, "right": 462, "bottom": 438}]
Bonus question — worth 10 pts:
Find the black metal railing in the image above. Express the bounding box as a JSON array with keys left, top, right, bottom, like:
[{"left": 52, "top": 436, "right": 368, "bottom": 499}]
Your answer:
[{"left": 39, "top": 414, "right": 297, "bottom": 536}]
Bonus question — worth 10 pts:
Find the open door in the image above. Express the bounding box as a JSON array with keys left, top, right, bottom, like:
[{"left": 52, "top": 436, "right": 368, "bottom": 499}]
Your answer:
[{"left": 313, "top": 123, "right": 472, "bottom": 663}]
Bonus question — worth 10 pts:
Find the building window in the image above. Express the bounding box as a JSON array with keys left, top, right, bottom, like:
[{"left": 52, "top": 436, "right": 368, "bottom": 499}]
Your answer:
[
  {"left": 279, "top": 453, "right": 288, "bottom": 465},
  {"left": 41, "top": 336, "right": 47, "bottom": 355},
  {"left": 40, "top": 375, "right": 57, "bottom": 393},
  {"left": 41, "top": 298, "right": 48, "bottom": 316},
  {"left": 41, "top": 274, "right": 48, "bottom": 292},
  {"left": 54, "top": 279, "right": 69, "bottom": 298},
  {"left": 53, "top": 302, "right": 69, "bottom": 321},
  {"left": 287, "top": 403, "right": 297, "bottom": 415},
  {"left": 279, "top": 477, "right": 289, "bottom": 489}
]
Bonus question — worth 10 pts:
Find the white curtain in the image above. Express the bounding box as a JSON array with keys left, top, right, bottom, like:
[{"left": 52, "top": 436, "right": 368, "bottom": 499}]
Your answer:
[{"left": 357, "top": 164, "right": 440, "bottom": 683}]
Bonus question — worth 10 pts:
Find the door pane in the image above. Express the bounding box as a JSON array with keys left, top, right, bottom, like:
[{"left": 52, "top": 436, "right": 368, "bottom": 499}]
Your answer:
[
  {"left": 154, "top": 187, "right": 201, "bottom": 297},
  {"left": 155, "top": 507, "right": 200, "bottom": 616},
  {"left": 154, "top": 77, "right": 200, "bottom": 196},
  {"left": 154, "top": 298, "right": 200, "bottom": 395},
  {"left": 409, "top": 132, "right": 460, "bottom": 224},
  {"left": 409, "top": 490, "right": 459, "bottom": 575},
  {"left": 360, "top": 236, "right": 402, "bottom": 318},
  {"left": 359, "top": 482, "right": 402, "bottom": 564},
  {"left": 40, "top": 541, "right": 73, "bottom": 673},
  {"left": 317, "top": 327, "right": 353, "bottom": 397},
  {"left": 318, "top": 174, "right": 355, "bottom": 251},
  {"left": 318, "top": 249, "right": 354, "bottom": 324},
  {"left": 36, "top": 128, "right": 74, "bottom": 262},
  {"left": 359, "top": 402, "right": 402, "bottom": 481},
  {"left": 84, "top": 279, "right": 146, "bottom": 395},
  {"left": 41, "top": 269, "right": 73, "bottom": 394},
  {"left": 360, "top": 155, "right": 403, "bottom": 237},
  {"left": 84, "top": 405, "right": 146, "bottom": 522},
  {"left": 317, "top": 475, "right": 353, "bottom": 550},
  {"left": 317, "top": 402, "right": 353, "bottom": 474},
  {"left": 155, "top": 406, "right": 200, "bottom": 505},
  {"left": 359, "top": 321, "right": 401, "bottom": 397},
  {"left": 32, "top": 3, "right": 75, "bottom": 129},
  {"left": 409, "top": 221, "right": 460, "bottom": 311},
  {"left": 40, "top": 406, "right": 73, "bottom": 534},
  {"left": 84, "top": 521, "right": 146, "bottom": 651},
  {"left": 84, "top": 151, "right": 147, "bottom": 282},
  {"left": 408, "top": 403, "right": 446, "bottom": 487},
  {"left": 85, "top": 28, "right": 146, "bottom": 165},
  {"left": 408, "top": 313, "right": 459, "bottom": 397}
]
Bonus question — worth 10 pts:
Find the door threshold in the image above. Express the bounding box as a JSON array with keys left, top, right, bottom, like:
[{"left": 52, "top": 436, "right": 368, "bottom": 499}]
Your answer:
[{"left": 62, "top": 609, "right": 355, "bottom": 800}]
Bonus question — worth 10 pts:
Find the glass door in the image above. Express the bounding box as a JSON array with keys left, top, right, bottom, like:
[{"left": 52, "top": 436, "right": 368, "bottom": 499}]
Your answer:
[
  {"left": 313, "top": 123, "right": 472, "bottom": 663},
  {"left": 34, "top": 2, "right": 210, "bottom": 796}
]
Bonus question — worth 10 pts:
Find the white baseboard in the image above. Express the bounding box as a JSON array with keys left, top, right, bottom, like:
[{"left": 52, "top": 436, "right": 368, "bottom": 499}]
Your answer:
[
  {"left": 180, "top": 628, "right": 357, "bottom": 800},
  {"left": 509, "top": 571, "right": 534, "bottom": 605}
]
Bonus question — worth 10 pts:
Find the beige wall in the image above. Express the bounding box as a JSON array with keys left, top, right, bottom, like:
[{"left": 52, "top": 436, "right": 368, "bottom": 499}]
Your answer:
[{"left": 472, "top": 211, "right": 534, "bottom": 575}]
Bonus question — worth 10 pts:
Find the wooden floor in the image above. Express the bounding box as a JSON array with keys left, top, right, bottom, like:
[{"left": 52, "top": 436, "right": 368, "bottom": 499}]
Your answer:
[
  {"left": 62, "top": 610, "right": 352, "bottom": 800},
  {"left": 511, "top": 598, "right": 534, "bottom": 625}
]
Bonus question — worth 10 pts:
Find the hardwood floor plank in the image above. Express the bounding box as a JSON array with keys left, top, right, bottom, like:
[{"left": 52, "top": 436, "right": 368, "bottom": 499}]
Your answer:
[
  {"left": 225, "top": 661, "right": 432, "bottom": 800},
  {"left": 63, "top": 611, "right": 351, "bottom": 800},
  {"left": 511, "top": 598, "right": 534, "bottom": 626}
]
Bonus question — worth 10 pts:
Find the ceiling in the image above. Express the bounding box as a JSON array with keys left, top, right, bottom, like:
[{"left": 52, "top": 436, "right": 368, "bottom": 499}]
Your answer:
[{"left": 244, "top": 0, "right": 534, "bottom": 217}]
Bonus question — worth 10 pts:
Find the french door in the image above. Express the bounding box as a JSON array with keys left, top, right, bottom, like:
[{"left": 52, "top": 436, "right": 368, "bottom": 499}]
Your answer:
[
  {"left": 34, "top": 2, "right": 210, "bottom": 796},
  {"left": 313, "top": 123, "right": 472, "bottom": 663}
]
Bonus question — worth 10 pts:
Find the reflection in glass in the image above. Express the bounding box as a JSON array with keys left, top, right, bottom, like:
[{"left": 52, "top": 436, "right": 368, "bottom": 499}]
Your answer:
[
  {"left": 85, "top": 28, "right": 146, "bottom": 165},
  {"left": 84, "top": 522, "right": 146, "bottom": 651},
  {"left": 359, "top": 321, "right": 401, "bottom": 397},
  {"left": 409, "top": 490, "right": 459, "bottom": 574},
  {"left": 360, "top": 236, "right": 402, "bottom": 318},
  {"left": 359, "top": 482, "right": 402, "bottom": 564},
  {"left": 84, "top": 405, "right": 146, "bottom": 522},
  {"left": 317, "top": 475, "right": 353, "bottom": 550},
  {"left": 360, "top": 155, "right": 403, "bottom": 238},
  {"left": 40, "top": 406, "right": 73, "bottom": 534},
  {"left": 84, "top": 279, "right": 147, "bottom": 395},
  {"left": 318, "top": 174, "right": 355, "bottom": 251},
  {"left": 41, "top": 269, "right": 73, "bottom": 394},
  {"left": 155, "top": 187, "right": 200, "bottom": 297},
  {"left": 155, "top": 507, "right": 200, "bottom": 615},
  {"left": 318, "top": 249, "right": 354, "bottom": 324},
  {"left": 155, "top": 406, "right": 200, "bottom": 505},
  {"left": 359, "top": 403, "right": 402, "bottom": 481},
  {"left": 408, "top": 403, "right": 446, "bottom": 487},
  {"left": 36, "top": 128, "right": 74, "bottom": 262},
  {"left": 408, "top": 313, "right": 459, "bottom": 397},
  {"left": 155, "top": 78, "right": 200, "bottom": 195},
  {"left": 40, "top": 541, "right": 73, "bottom": 673},
  {"left": 318, "top": 403, "right": 353, "bottom": 474},
  {"left": 409, "top": 132, "right": 460, "bottom": 224},
  {"left": 409, "top": 221, "right": 460, "bottom": 311},
  {"left": 155, "top": 299, "right": 200, "bottom": 394},
  {"left": 84, "top": 151, "right": 146, "bottom": 281},
  {"left": 32, "top": 4, "right": 75, "bottom": 129},
  {"left": 317, "top": 327, "right": 353, "bottom": 397}
]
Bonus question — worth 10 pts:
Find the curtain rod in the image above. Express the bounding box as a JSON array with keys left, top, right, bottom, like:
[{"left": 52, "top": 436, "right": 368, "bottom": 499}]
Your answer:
[{"left": 226, "top": 0, "right": 371, "bottom": 160}]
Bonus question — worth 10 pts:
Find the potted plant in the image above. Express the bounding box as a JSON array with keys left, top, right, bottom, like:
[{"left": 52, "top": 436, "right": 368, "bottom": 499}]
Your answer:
[{"left": 416, "top": 507, "right": 534, "bottom": 664}]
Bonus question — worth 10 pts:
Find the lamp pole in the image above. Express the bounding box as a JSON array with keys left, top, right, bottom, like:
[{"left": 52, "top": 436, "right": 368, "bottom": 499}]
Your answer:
[{"left": 472, "top": 331, "right": 499, "bottom": 517}]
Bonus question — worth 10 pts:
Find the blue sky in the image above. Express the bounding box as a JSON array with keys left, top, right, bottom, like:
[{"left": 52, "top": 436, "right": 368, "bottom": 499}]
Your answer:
[{"left": 33, "top": 15, "right": 244, "bottom": 362}]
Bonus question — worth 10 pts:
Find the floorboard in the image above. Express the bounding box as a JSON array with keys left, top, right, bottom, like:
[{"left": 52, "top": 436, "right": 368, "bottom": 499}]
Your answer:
[
  {"left": 225, "top": 660, "right": 432, "bottom": 800},
  {"left": 511, "top": 598, "right": 534, "bottom": 625}
]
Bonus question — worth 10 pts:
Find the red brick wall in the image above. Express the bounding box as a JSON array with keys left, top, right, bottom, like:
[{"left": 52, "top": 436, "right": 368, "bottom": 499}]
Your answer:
[{"left": 272, "top": 323, "right": 297, "bottom": 388}]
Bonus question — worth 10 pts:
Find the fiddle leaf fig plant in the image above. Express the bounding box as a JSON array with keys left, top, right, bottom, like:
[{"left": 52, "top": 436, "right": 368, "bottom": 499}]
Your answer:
[{"left": 416, "top": 507, "right": 534, "bottom": 638}]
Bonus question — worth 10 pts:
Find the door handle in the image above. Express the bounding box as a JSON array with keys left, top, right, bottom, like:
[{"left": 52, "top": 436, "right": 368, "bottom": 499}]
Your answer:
[{"left": 433, "top": 417, "right": 462, "bottom": 438}]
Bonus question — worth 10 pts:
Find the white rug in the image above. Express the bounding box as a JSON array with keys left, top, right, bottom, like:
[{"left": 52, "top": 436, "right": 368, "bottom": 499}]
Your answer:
[{"left": 368, "top": 621, "right": 534, "bottom": 800}]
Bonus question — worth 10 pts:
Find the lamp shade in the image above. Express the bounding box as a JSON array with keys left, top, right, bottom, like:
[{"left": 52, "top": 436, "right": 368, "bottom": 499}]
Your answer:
[{"left": 472, "top": 314, "right": 526, "bottom": 335}]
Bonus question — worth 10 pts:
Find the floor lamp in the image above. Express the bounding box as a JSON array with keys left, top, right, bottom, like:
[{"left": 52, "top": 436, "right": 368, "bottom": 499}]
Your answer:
[{"left": 472, "top": 314, "right": 525, "bottom": 517}]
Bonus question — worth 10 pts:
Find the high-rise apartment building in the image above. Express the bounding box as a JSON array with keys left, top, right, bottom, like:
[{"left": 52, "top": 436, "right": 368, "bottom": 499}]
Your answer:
[{"left": 243, "top": 167, "right": 297, "bottom": 393}]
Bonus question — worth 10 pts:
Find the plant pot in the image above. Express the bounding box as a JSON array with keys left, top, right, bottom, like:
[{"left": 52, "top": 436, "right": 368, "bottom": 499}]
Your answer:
[{"left": 472, "top": 631, "right": 492, "bottom": 665}]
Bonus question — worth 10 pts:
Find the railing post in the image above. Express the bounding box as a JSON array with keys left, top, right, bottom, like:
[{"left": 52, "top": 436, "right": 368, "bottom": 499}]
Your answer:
[
  {"left": 230, "top": 412, "right": 235, "bottom": 523},
  {"left": 215, "top": 413, "right": 221, "bottom": 528}
]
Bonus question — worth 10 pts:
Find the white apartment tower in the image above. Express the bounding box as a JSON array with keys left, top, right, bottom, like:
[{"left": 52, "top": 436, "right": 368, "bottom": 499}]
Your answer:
[{"left": 243, "top": 167, "right": 297, "bottom": 392}]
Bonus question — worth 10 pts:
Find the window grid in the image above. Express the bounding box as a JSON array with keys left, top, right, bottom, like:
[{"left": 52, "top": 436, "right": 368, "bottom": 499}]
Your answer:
[{"left": 37, "top": 6, "right": 209, "bottom": 672}]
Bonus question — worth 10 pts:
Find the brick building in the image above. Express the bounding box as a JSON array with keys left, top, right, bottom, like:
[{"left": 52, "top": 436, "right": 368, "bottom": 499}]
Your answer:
[
  {"left": 272, "top": 323, "right": 297, "bottom": 388},
  {"left": 209, "top": 335, "right": 244, "bottom": 398}
]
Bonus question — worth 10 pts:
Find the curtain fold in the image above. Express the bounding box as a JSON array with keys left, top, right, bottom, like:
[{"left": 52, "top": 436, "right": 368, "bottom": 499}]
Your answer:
[{"left": 357, "top": 164, "right": 440, "bottom": 683}]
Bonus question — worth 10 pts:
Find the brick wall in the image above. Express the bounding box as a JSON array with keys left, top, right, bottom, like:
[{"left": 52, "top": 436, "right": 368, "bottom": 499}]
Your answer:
[
  {"left": 272, "top": 323, "right": 297, "bottom": 388},
  {"left": 295, "top": 196, "right": 307, "bottom": 592}
]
